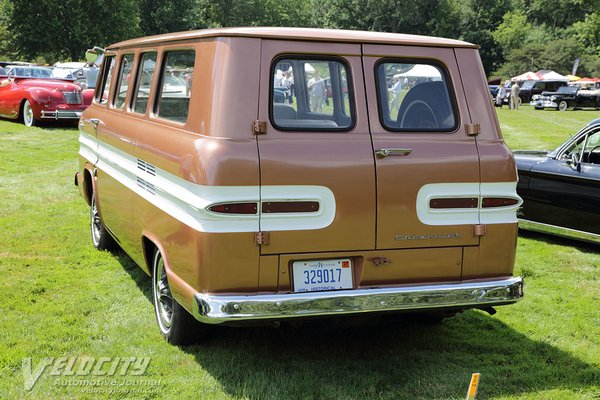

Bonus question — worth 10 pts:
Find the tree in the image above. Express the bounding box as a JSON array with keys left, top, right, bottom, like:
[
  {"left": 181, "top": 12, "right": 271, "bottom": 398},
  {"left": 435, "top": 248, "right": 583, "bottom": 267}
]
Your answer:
[
  {"left": 524, "top": 0, "right": 600, "bottom": 30},
  {"left": 196, "top": 0, "right": 314, "bottom": 28},
  {"left": 492, "top": 10, "right": 532, "bottom": 54},
  {"left": 0, "top": 0, "right": 13, "bottom": 59},
  {"left": 316, "top": 0, "right": 457, "bottom": 37},
  {"left": 450, "top": 0, "right": 513, "bottom": 76},
  {"left": 8, "top": 0, "right": 141, "bottom": 62},
  {"left": 139, "top": 0, "right": 199, "bottom": 35}
]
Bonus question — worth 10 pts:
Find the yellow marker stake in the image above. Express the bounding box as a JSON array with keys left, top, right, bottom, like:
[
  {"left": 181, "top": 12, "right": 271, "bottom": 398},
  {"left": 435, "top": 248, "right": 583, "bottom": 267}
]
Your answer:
[{"left": 465, "top": 373, "right": 480, "bottom": 400}]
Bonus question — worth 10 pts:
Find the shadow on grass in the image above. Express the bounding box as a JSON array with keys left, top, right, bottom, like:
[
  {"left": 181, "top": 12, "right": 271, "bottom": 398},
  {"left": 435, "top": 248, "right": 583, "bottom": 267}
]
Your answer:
[
  {"left": 519, "top": 229, "right": 600, "bottom": 254},
  {"left": 115, "top": 250, "right": 598, "bottom": 399},
  {"left": 186, "top": 313, "right": 599, "bottom": 399}
]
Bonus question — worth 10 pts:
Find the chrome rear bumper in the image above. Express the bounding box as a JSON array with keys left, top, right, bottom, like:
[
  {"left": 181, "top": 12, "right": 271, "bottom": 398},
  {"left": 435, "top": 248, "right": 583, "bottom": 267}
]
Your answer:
[{"left": 192, "top": 277, "right": 523, "bottom": 324}]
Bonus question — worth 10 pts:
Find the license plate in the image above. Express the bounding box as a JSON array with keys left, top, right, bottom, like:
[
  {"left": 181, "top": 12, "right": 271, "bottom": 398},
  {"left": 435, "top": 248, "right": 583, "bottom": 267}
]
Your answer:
[{"left": 292, "top": 259, "right": 353, "bottom": 293}]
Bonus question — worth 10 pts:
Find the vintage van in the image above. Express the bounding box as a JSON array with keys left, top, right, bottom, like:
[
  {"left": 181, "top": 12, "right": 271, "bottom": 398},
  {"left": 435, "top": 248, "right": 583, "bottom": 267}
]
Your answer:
[{"left": 75, "top": 28, "right": 524, "bottom": 344}]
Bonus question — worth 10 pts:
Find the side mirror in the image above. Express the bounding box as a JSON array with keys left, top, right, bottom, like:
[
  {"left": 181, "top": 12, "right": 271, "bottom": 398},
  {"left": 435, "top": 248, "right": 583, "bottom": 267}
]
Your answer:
[{"left": 85, "top": 49, "right": 98, "bottom": 64}]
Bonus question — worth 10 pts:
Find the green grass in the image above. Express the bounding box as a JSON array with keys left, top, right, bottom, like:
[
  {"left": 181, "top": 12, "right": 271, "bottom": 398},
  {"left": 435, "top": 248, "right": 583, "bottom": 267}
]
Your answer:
[{"left": 0, "top": 107, "right": 599, "bottom": 399}]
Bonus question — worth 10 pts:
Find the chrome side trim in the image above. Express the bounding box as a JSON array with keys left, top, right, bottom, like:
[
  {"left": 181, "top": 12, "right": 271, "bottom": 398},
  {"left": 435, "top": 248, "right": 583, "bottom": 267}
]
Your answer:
[
  {"left": 192, "top": 277, "right": 523, "bottom": 324},
  {"left": 518, "top": 219, "right": 600, "bottom": 244}
]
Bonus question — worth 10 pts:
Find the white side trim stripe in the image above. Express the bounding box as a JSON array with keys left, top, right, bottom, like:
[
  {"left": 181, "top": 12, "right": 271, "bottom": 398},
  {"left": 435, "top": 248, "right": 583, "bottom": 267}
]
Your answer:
[{"left": 79, "top": 132, "right": 336, "bottom": 233}]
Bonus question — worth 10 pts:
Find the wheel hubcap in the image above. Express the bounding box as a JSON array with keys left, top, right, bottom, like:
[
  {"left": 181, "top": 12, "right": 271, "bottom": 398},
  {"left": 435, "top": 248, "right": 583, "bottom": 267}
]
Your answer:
[
  {"left": 91, "top": 197, "right": 102, "bottom": 245},
  {"left": 24, "top": 102, "right": 33, "bottom": 126},
  {"left": 154, "top": 255, "right": 173, "bottom": 331}
]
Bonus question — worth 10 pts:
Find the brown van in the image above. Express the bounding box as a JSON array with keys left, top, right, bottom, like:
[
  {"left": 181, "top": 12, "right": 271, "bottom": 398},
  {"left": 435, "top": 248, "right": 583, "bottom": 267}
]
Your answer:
[{"left": 75, "top": 27, "right": 524, "bottom": 344}]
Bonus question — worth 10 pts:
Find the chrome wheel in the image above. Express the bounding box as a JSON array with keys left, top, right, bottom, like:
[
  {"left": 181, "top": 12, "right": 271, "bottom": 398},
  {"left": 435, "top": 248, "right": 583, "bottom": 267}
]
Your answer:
[
  {"left": 89, "top": 191, "right": 115, "bottom": 251},
  {"left": 22, "top": 100, "right": 35, "bottom": 127},
  {"left": 153, "top": 251, "right": 174, "bottom": 333},
  {"left": 90, "top": 195, "right": 102, "bottom": 247}
]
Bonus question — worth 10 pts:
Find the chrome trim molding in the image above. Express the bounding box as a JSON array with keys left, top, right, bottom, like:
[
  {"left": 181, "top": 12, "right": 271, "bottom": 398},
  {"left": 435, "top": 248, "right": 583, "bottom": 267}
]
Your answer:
[
  {"left": 518, "top": 219, "right": 600, "bottom": 244},
  {"left": 42, "top": 110, "right": 83, "bottom": 119},
  {"left": 192, "top": 277, "right": 523, "bottom": 324}
]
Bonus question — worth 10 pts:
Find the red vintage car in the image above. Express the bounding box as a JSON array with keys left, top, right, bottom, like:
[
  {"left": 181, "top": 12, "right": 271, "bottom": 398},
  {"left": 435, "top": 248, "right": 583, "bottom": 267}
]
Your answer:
[{"left": 0, "top": 65, "right": 94, "bottom": 126}]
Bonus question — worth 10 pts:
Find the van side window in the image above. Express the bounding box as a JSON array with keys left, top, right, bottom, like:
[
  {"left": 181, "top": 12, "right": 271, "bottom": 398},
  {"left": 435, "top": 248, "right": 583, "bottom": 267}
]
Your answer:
[
  {"left": 376, "top": 61, "right": 457, "bottom": 132},
  {"left": 97, "top": 56, "right": 115, "bottom": 105},
  {"left": 132, "top": 52, "right": 157, "bottom": 114},
  {"left": 114, "top": 53, "right": 135, "bottom": 109},
  {"left": 156, "top": 50, "right": 195, "bottom": 123},
  {"left": 271, "top": 58, "right": 354, "bottom": 131}
]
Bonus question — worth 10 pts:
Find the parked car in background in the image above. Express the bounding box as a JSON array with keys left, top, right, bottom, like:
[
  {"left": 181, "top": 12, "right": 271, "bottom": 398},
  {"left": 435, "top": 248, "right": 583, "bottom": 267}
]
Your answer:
[
  {"left": 488, "top": 84, "right": 499, "bottom": 99},
  {"left": 531, "top": 84, "right": 600, "bottom": 111},
  {"left": 53, "top": 62, "right": 89, "bottom": 89},
  {"left": 514, "top": 118, "right": 600, "bottom": 244},
  {"left": 0, "top": 65, "right": 93, "bottom": 126},
  {"left": 507, "top": 79, "right": 568, "bottom": 105}
]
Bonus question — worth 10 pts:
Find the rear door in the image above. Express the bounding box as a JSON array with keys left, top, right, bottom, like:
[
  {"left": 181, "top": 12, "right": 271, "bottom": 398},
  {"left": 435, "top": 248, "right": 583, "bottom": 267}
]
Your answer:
[
  {"left": 257, "top": 40, "right": 375, "bottom": 255},
  {"left": 363, "top": 45, "right": 480, "bottom": 258}
]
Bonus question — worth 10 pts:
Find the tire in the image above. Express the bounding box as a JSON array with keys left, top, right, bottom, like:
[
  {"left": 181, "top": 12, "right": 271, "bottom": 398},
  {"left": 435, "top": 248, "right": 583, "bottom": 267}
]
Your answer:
[
  {"left": 22, "top": 100, "right": 37, "bottom": 127},
  {"left": 558, "top": 101, "right": 568, "bottom": 111},
  {"left": 90, "top": 193, "right": 115, "bottom": 251},
  {"left": 152, "top": 249, "right": 206, "bottom": 345}
]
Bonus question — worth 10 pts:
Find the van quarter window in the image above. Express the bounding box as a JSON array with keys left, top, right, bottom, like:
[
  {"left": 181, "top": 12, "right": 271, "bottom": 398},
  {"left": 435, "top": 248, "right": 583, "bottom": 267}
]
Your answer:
[
  {"left": 114, "top": 53, "right": 135, "bottom": 109},
  {"left": 270, "top": 58, "right": 354, "bottom": 131},
  {"left": 376, "top": 61, "right": 457, "bottom": 132},
  {"left": 132, "top": 52, "right": 157, "bottom": 114},
  {"left": 97, "top": 56, "right": 115, "bottom": 105},
  {"left": 156, "top": 50, "right": 195, "bottom": 123}
]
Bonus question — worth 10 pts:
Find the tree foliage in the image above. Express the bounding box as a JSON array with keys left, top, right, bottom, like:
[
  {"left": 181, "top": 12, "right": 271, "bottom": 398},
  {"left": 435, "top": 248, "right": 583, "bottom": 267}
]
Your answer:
[
  {"left": 0, "top": 0, "right": 598, "bottom": 77},
  {"left": 6, "top": 0, "right": 140, "bottom": 62}
]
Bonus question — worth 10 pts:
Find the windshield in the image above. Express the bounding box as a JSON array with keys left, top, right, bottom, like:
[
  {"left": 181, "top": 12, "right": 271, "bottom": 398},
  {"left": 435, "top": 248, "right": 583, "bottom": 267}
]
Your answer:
[
  {"left": 520, "top": 81, "right": 535, "bottom": 90},
  {"left": 7, "top": 67, "right": 53, "bottom": 78}
]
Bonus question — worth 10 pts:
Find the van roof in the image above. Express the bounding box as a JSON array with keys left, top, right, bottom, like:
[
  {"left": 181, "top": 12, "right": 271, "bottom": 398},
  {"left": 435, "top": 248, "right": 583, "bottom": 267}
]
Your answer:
[{"left": 109, "top": 27, "right": 478, "bottom": 50}]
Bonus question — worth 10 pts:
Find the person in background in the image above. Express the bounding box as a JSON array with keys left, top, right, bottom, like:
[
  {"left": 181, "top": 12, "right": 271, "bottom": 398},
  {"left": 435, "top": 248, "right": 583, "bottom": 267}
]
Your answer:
[
  {"left": 307, "top": 71, "right": 326, "bottom": 112},
  {"left": 496, "top": 80, "right": 509, "bottom": 108},
  {"left": 510, "top": 81, "right": 521, "bottom": 110},
  {"left": 389, "top": 75, "right": 403, "bottom": 114}
]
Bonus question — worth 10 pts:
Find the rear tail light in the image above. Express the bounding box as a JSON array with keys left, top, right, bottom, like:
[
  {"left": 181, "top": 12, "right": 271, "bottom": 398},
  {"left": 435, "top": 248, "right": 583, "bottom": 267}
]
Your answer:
[
  {"left": 481, "top": 197, "right": 520, "bottom": 208},
  {"left": 208, "top": 203, "right": 258, "bottom": 214},
  {"left": 429, "top": 197, "right": 478, "bottom": 209}
]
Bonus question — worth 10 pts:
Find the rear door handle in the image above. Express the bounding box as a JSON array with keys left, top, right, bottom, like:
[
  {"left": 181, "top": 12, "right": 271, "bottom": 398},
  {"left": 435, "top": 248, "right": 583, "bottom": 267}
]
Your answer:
[{"left": 375, "top": 148, "right": 412, "bottom": 158}]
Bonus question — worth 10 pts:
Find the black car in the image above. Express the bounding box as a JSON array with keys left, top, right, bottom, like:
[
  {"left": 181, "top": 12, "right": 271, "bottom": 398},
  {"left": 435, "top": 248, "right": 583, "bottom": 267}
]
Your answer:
[
  {"left": 531, "top": 85, "right": 600, "bottom": 111},
  {"left": 514, "top": 118, "right": 600, "bottom": 244},
  {"left": 508, "top": 79, "right": 568, "bottom": 105}
]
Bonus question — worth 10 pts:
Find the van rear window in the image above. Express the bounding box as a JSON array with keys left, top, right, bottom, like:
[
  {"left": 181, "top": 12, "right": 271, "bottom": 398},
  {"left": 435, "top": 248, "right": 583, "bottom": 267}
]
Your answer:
[
  {"left": 376, "top": 61, "right": 457, "bottom": 132},
  {"left": 270, "top": 58, "right": 354, "bottom": 131},
  {"left": 156, "top": 50, "right": 195, "bottom": 123}
]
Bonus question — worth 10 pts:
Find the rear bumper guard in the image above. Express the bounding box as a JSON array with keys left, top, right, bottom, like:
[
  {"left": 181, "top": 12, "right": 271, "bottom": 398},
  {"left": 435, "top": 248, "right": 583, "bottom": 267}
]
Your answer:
[{"left": 192, "top": 277, "right": 523, "bottom": 324}]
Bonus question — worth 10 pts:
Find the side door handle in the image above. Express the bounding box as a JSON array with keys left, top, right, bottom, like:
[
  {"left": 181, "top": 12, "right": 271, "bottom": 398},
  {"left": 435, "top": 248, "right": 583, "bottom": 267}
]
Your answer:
[
  {"left": 88, "top": 118, "right": 101, "bottom": 128},
  {"left": 375, "top": 148, "right": 412, "bottom": 158}
]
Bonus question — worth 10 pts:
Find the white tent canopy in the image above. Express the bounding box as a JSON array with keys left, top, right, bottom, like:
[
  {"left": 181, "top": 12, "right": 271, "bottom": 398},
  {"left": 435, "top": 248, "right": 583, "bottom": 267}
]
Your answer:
[
  {"left": 537, "top": 70, "right": 569, "bottom": 81},
  {"left": 395, "top": 64, "right": 441, "bottom": 79},
  {"left": 511, "top": 71, "right": 540, "bottom": 81}
]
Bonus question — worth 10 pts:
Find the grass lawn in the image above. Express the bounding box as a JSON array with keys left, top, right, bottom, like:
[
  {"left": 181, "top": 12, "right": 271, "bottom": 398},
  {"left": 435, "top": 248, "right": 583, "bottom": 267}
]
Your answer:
[{"left": 0, "top": 107, "right": 599, "bottom": 399}]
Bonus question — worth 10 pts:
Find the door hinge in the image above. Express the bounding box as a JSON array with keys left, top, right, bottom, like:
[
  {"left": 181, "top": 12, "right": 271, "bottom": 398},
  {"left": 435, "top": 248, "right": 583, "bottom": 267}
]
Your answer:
[
  {"left": 252, "top": 120, "right": 267, "bottom": 135},
  {"left": 473, "top": 224, "right": 487, "bottom": 237},
  {"left": 255, "top": 231, "right": 270, "bottom": 245},
  {"left": 465, "top": 123, "right": 481, "bottom": 136}
]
